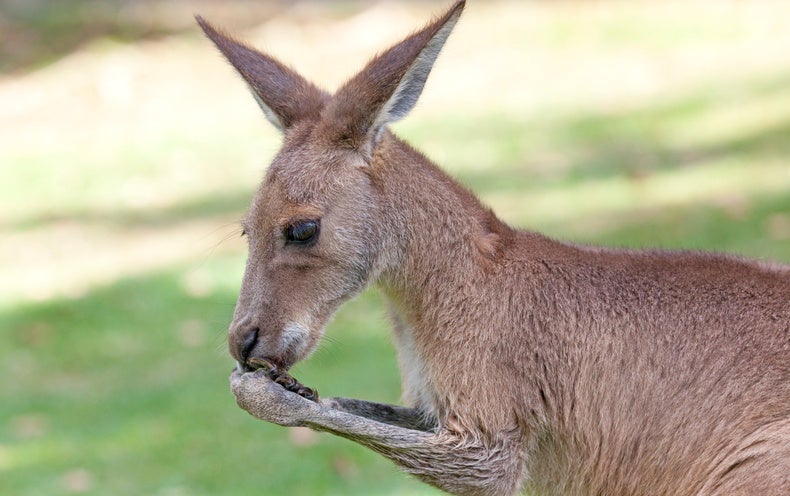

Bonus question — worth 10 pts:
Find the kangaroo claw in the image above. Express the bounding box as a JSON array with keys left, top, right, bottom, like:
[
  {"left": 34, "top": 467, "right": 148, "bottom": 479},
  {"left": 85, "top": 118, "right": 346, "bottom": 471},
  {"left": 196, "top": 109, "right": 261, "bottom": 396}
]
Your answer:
[{"left": 246, "top": 358, "right": 319, "bottom": 402}]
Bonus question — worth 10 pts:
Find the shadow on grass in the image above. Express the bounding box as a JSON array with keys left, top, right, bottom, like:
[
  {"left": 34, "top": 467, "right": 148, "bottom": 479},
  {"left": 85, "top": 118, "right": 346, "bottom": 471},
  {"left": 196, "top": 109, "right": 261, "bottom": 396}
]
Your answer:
[
  {"left": 0, "top": 255, "right": 434, "bottom": 495},
  {"left": 7, "top": 188, "right": 255, "bottom": 232},
  {"left": 408, "top": 70, "right": 790, "bottom": 195},
  {"left": 8, "top": 69, "right": 790, "bottom": 244},
  {"left": 1, "top": 0, "right": 178, "bottom": 73},
  {"left": 0, "top": 0, "right": 306, "bottom": 74},
  {"left": 547, "top": 189, "right": 790, "bottom": 264}
]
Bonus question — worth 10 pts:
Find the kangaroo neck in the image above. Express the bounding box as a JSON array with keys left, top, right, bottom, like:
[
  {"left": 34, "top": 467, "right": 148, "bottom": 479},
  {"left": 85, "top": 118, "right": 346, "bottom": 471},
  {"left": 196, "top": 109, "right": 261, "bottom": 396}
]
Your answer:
[{"left": 371, "top": 133, "right": 505, "bottom": 321}]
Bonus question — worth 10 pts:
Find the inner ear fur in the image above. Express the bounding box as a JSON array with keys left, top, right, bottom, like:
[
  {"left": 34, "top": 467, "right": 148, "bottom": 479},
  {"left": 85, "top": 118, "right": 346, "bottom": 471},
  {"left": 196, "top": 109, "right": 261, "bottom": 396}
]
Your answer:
[{"left": 320, "top": 0, "right": 465, "bottom": 155}]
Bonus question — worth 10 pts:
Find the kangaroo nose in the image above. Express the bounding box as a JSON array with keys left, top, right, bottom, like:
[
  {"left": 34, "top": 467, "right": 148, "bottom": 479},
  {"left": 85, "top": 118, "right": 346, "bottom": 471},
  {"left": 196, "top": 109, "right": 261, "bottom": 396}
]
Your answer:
[{"left": 234, "top": 326, "right": 259, "bottom": 364}]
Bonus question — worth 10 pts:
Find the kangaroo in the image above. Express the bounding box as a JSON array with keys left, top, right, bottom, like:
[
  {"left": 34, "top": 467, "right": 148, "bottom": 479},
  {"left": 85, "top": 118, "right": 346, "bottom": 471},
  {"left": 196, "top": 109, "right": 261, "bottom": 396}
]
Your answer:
[{"left": 197, "top": 2, "right": 790, "bottom": 495}]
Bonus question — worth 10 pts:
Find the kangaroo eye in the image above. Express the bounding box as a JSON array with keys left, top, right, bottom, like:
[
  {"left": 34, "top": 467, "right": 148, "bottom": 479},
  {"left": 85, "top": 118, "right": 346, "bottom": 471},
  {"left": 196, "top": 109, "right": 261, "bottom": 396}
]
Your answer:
[{"left": 285, "top": 220, "right": 319, "bottom": 245}]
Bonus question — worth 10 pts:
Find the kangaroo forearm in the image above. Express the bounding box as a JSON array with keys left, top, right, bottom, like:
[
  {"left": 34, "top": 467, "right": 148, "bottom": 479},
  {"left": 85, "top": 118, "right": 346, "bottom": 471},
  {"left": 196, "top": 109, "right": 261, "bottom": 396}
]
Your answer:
[
  {"left": 392, "top": 435, "right": 525, "bottom": 496},
  {"left": 304, "top": 405, "right": 524, "bottom": 496},
  {"left": 321, "top": 397, "right": 437, "bottom": 431},
  {"left": 230, "top": 370, "right": 524, "bottom": 495},
  {"left": 305, "top": 403, "right": 431, "bottom": 447}
]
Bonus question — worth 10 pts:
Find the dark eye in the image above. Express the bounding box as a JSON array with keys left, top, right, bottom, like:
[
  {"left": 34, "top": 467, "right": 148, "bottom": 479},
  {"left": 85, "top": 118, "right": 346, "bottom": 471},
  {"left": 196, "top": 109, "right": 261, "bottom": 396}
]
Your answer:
[{"left": 285, "top": 220, "right": 319, "bottom": 245}]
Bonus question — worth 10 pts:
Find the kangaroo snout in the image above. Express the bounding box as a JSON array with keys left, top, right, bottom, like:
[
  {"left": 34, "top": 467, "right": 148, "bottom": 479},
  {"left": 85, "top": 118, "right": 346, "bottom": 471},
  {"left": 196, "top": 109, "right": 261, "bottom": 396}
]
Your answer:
[
  {"left": 228, "top": 313, "right": 310, "bottom": 370},
  {"left": 227, "top": 316, "right": 258, "bottom": 364},
  {"left": 228, "top": 321, "right": 283, "bottom": 369},
  {"left": 240, "top": 327, "right": 258, "bottom": 362}
]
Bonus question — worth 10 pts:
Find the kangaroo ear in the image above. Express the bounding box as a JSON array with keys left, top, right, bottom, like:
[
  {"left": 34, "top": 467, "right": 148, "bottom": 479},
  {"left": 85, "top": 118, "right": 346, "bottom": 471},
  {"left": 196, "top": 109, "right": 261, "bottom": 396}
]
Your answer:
[
  {"left": 322, "top": 0, "right": 465, "bottom": 155},
  {"left": 197, "top": 16, "right": 328, "bottom": 132}
]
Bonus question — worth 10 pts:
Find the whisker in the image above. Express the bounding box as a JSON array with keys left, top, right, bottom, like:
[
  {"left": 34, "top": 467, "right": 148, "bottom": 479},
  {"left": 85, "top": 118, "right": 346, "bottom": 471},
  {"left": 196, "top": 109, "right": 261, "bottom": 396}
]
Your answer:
[{"left": 195, "top": 220, "right": 247, "bottom": 264}]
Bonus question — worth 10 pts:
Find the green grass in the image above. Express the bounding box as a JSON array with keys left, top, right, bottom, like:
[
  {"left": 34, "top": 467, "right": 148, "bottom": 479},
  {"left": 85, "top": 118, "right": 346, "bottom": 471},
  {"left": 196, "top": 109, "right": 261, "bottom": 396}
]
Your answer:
[
  {"left": 2, "top": 1, "right": 789, "bottom": 495},
  {"left": 1, "top": 259, "right": 436, "bottom": 495}
]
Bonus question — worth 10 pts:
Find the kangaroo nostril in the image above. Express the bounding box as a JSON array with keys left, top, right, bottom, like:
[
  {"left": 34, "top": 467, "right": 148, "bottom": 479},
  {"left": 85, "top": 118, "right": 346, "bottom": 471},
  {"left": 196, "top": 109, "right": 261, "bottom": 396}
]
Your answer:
[{"left": 240, "top": 327, "right": 259, "bottom": 363}]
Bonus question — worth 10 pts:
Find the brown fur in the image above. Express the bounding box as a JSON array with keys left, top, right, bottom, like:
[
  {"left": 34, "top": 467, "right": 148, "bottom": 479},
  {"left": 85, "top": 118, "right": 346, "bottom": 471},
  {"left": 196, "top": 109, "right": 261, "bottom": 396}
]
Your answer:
[{"left": 199, "top": 2, "right": 790, "bottom": 495}]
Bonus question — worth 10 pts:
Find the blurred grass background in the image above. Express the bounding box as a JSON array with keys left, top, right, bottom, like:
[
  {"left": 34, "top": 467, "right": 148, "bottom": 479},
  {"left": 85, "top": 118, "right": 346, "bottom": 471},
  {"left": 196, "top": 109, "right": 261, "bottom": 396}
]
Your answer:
[{"left": 1, "top": 0, "right": 789, "bottom": 495}]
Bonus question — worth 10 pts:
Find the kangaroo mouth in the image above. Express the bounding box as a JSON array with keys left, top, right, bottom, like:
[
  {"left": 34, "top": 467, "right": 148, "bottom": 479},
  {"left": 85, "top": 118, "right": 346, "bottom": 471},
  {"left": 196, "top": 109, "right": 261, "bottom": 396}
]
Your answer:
[
  {"left": 247, "top": 356, "right": 283, "bottom": 373},
  {"left": 240, "top": 357, "right": 319, "bottom": 402},
  {"left": 235, "top": 357, "right": 285, "bottom": 376}
]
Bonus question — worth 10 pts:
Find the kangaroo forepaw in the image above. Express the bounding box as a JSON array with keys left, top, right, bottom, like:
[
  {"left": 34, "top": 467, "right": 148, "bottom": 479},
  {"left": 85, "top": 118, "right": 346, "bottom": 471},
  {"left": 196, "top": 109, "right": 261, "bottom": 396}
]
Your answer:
[{"left": 230, "top": 368, "right": 321, "bottom": 427}]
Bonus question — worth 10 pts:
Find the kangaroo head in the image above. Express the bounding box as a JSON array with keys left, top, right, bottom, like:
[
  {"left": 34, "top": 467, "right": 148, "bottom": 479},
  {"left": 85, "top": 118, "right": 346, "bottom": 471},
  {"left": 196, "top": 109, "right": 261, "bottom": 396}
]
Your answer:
[{"left": 198, "top": 1, "right": 465, "bottom": 369}]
